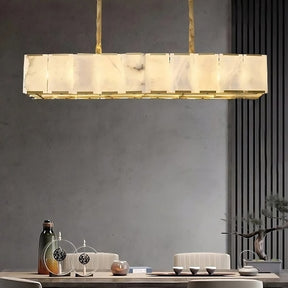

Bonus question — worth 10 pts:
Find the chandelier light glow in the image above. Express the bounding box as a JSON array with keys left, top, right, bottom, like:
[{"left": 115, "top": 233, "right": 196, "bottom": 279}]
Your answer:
[{"left": 23, "top": 0, "right": 268, "bottom": 100}]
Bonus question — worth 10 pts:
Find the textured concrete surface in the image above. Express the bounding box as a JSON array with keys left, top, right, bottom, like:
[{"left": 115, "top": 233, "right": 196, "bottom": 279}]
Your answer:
[{"left": 0, "top": 0, "right": 230, "bottom": 270}]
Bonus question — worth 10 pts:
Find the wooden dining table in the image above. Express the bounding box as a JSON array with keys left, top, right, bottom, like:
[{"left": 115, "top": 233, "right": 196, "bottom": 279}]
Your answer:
[{"left": 1, "top": 271, "right": 288, "bottom": 288}]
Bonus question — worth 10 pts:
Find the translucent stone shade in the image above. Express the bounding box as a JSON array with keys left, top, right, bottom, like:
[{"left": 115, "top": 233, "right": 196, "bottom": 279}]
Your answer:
[{"left": 23, "top": 53, "right": 268, "bottom": 99}]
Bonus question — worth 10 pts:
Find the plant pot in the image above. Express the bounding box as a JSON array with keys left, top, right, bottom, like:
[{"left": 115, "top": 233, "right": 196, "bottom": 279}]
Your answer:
[{"left": 243, "top": 259, "right": 282, "bottom": 274}]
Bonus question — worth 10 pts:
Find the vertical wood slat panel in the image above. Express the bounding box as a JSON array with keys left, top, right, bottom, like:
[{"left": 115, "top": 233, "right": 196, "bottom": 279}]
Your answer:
[
  {"left": 282, "top": 0, "right": 288, "bottom": 266},
  {"left": 273, "top": 0, "right": 279, "bottom": 259},
  {"left": 284, "top": 0, "right": 288, "bottom": 267},
  {"left": 253, "top": 0, "right": 260, "bottom": 263},
  {"left": 247, "top": 0, "right": 255, "bottom": 258},
  {"left": 229, "top": 0, "right": 287, "bottom": 269},
  {"left": 277, "top": 0, "right": 284, "bottom": 261},
  {"left": 259, "top": 0, "right": 267, "bottom": 264},
  {"left": 229, "top": 0, "right": 238, "bottom": 267},
  {"left": 265, "top": 0, "right": 272, "bottom": 259}
]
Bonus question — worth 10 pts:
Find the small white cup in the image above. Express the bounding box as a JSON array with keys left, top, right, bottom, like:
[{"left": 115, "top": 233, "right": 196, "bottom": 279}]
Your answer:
[
  {"left": 173, "top": 266, "right": 183, "bottom": 275},
  {"left": 206, "top": 266, "right": 216, "bottom": 275},
  {"left": 189, "top": 266, "right": 200, "bottom": 275}
]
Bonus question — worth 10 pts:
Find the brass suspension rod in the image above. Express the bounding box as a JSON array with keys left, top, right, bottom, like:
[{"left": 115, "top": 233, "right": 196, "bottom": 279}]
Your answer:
[
  {"left": 96, "top": 0, "right": 102, "bottom": 54},
  {"left": 188, "top": 0, "right": 195, "bottom": 53}
]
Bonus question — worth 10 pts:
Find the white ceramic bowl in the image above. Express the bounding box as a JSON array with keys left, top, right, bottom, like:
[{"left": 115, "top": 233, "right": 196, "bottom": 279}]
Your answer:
[
  {"left": 206, "top": 266, "right": 216, "bottom": 275},
  {"left": 189, "top": 266, "right": 200, "bottom": 275},
  {"left": 173, "top": 266, "right": 183, "bottom": 275}
]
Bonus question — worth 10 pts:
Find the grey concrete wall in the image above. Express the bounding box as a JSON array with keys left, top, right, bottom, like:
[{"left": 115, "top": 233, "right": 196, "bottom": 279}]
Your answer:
[{"left": 0, "top": 0, "right": 230, "bottom": 271}]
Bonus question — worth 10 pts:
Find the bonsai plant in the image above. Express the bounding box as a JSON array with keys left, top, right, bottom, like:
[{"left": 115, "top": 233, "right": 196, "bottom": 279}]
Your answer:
[{"left": 222, "top": 194, "right": 288, "bottom": 260}]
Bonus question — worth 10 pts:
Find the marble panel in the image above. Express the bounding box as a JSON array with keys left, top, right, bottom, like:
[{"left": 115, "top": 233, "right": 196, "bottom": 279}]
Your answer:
[
  {"left": 189, "top": 53, "right": 200, "bottom": 93},
  {"left": 196, "top": 54, "right": 219, "bottom": 92},
  {"left": 145, "top": 54, "right": 170, "bottom": 93},
  {"left": 122, "top": 54, "right": 145, "bottom": 93},
  {"left": 47, "top": 54, "right": 74, "bottom": 93},
  {"left": 23, "top": 55, "right": 48, "bottom": 93},
  {"left": 73, "top": 54, "right": 97, "bottom": 93},
  {"left": 97, "top": 54, "right": 125, "bottom": 93},
  {"left": 219, "top": 54, "right": 243, "bottom": 92},
  {"left": 170, "top": 54, "right": 191, "bottom": 92},
  {"left": 242, "top": 55, "right": 268, "bottom": 91}
]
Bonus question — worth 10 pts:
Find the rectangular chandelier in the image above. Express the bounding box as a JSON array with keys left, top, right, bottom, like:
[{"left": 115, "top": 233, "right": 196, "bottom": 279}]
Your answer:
[
  {"left": 23, "top": 53, "right": 267, "bottom": 99},
  {"left": 22, "top": 0, "right": 268, "bottom": 100}
]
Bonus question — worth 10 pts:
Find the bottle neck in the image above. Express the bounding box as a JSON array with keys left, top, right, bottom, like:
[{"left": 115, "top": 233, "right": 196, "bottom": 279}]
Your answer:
[
  {"left": 42, "top": 220, "right": 54, "bottom": 233},
  {"left": 43, "top": 227, "right": 53, "bottom": 233}
]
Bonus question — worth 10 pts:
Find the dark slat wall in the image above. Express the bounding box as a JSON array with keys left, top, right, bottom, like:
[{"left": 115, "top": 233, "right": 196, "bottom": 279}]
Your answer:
[{"left": 229, "top": 0, "right": 288, "bottom": 269}]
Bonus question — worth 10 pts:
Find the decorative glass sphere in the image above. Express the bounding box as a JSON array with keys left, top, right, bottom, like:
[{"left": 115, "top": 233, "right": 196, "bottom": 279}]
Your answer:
[
  {"left": 43, "top": 232, "right": 76, "bottom": 276},
  {"left": 75, "top": 240, "right": 98, "bottom": 277}
]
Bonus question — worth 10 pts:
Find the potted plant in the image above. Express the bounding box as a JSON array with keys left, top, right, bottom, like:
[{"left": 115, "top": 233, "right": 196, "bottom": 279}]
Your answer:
[{"left": 222, "top": 195, "right": 288, "bottom": 273}]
